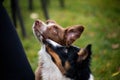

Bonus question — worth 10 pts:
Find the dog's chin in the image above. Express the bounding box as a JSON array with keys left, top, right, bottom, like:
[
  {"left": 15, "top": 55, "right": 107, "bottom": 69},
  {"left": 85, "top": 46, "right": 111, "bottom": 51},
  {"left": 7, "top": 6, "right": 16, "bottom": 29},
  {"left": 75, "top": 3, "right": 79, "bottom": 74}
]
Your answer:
[
  {"left": 38, "top": 35, "right": 44, "bottom": 43},
  {"left": 33, "top": 30, "right": 44, "bottom": 44}
]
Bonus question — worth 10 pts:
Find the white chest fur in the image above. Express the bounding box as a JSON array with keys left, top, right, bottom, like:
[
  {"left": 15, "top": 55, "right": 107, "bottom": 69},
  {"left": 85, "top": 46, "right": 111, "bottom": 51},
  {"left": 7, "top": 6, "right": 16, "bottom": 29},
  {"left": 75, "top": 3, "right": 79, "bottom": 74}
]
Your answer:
[{"left": 38, "top": 45, "right": 70, "bottom": 80}]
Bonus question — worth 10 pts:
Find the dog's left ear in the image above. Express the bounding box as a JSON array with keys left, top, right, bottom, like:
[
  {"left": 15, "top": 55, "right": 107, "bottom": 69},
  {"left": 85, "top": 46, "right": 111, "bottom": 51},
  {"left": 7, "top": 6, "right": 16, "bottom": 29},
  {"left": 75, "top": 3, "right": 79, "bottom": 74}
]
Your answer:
[
  {"left": 77, "top": 44, "right": 92, "bottom": 62},
  {"left": 65, "top": 25, "right": 84, "bottom": 46}
]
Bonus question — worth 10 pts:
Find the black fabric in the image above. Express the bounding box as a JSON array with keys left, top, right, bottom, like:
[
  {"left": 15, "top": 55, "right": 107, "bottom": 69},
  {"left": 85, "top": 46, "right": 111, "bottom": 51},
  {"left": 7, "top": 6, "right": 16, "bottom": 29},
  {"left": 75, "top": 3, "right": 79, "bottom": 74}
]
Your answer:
[{"left": 0, "top": 1, "right": 34, "bottom": 80}]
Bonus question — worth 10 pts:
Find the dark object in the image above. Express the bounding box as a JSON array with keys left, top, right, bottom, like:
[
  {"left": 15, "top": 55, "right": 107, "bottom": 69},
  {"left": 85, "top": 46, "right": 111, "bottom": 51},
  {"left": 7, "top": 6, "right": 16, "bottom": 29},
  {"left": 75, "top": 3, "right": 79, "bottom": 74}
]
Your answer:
[
  {"left": 59, "top": 0, "right": 65, "bottom": 8},
  {"left": 10, "top": 0, "right": 27, "bottom": 38},
  {"left": 40, "top": 0, "right": 49, "bottom": 20},
  {"left": 28, "top": 0, "right": 33, "bottom": 11},
  {"left": 28, "top": 0, "right": 65, "bottom": 20},
  {"left": 0, "top": 1, "right": 34, "bottom": 80}
]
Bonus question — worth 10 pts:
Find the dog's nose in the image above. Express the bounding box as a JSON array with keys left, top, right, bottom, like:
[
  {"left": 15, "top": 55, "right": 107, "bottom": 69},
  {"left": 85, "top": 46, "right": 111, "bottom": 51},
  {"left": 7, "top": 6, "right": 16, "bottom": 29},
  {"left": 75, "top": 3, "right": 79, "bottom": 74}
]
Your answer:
[
  {"left": 34, "top": 19, "right": 44, "bottom": 26},
  {"left": 35, "top": 20, "right": 40, "bottom": 26},
  {"left": 33, "top": 20, "right": 41, "bottom": 30}
]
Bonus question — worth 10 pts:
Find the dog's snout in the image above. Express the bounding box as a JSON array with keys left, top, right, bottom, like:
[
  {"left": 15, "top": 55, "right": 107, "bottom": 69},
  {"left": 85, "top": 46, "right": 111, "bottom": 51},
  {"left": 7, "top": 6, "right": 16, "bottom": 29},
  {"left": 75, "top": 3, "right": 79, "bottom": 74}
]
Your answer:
[
  {"left": 33, "top": 20, "right": 44, "bottom": 30},
  {"left": 35, "top": 20, "right": 40, "bottom": 26},
  {"left": 35, "top": 20, "right": 43, "bottom": 26}
]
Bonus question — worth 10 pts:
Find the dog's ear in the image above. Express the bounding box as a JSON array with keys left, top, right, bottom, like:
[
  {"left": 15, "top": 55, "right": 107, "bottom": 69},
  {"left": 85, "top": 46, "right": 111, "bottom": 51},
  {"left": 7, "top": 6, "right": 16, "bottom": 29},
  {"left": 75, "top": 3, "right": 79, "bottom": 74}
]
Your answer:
[
  {"left": 65, "top": 25, "right": 84, "bottom": 46},
  {"left": 77, "top": 44, "right": 92, "bottom": 62}
]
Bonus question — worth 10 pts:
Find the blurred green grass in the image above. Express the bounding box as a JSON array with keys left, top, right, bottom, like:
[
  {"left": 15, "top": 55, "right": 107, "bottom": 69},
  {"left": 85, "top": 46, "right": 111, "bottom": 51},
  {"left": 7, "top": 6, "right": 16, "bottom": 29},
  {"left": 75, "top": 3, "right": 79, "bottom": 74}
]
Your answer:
[{"left": 3, "top": 0, "right": 120, "bottom": 80}]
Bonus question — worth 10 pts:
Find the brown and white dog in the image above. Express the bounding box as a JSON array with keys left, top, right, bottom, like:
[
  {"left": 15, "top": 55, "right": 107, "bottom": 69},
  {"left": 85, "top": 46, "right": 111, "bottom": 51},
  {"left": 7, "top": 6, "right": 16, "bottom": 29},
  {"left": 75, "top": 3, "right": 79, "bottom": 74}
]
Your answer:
[{"left": 32, "top": 19, "right": 84, "bottom": 80}]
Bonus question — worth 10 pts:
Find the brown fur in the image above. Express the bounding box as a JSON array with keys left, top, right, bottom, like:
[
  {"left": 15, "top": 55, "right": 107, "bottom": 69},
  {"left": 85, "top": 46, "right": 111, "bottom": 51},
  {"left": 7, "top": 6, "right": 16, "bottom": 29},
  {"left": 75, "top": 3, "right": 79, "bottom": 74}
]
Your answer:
[{"left": 33, "top": 19, "right": 84, "bottom": 46}]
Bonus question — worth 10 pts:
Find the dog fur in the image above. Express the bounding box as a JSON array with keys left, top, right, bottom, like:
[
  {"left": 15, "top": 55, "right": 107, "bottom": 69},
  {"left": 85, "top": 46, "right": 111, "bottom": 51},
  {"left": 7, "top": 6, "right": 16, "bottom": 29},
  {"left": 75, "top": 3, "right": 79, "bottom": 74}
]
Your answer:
[
  {"left": 32, "top": 19, "right": 84, "bottom": 80},
  {"left": 33, "top": 19, "right": 84, "bottom": 46},
  {"left": 45, "top": 39, "right": 94, "bottom": 80}
]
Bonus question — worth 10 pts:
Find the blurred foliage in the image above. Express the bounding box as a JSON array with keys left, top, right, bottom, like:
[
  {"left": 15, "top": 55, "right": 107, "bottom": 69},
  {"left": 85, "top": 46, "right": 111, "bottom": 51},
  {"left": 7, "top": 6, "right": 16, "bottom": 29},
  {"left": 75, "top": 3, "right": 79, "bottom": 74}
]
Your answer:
[{"left": 3, "top": 0, "right": 120, "bottom": 80}]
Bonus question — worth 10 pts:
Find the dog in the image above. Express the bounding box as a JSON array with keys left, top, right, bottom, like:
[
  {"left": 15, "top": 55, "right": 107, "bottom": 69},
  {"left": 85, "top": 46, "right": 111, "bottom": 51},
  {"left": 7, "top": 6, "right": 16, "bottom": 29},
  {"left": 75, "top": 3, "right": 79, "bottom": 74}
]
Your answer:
[
  {"left": 33, "top": 19, "right": 84, "bottom": 46},
  {"left": 45, "top": 39, "right": 94, "bottom": 80},
  {"left": 32, "top": 19, "right": 84, "bottom": 80}
]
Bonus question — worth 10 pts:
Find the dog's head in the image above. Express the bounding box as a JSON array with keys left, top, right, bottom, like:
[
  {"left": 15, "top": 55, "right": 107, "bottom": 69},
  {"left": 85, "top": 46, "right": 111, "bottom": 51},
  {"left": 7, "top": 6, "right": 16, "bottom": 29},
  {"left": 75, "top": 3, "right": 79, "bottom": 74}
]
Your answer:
[
  {"left": 32, "top": 19, "right": 84, "bottom": 46},
  {"left": 45, "top": 39, "right": 92, "bottom": 79}
]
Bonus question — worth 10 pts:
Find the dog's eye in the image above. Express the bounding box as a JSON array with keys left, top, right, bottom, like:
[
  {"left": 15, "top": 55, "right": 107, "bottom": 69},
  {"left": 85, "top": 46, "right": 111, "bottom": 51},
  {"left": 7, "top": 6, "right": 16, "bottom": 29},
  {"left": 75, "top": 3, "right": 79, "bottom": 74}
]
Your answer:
[
  {"left": 53, "top": 25, "right": 58, "bottom": 29},
  {"left": 46, "top": 20, "right": 56, "bottom": 24},
  {"left": 52, "top": 26, "right": 58, "bottom": 34}
]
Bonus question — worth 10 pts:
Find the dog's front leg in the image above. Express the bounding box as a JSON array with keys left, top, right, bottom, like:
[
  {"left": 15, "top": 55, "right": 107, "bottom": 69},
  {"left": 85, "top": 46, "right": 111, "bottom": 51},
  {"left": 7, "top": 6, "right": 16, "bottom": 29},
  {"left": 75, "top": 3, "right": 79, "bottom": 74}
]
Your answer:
[{"left": 35, "top": 66, "right": 42, "bottom": 80}]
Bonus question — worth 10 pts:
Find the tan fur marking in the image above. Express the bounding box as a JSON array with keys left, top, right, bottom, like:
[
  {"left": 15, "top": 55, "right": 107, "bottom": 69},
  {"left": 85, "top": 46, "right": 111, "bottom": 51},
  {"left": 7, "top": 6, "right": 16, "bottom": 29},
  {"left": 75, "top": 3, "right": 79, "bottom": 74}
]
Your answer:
[
  {"left": 77, "top": 48, "right": 88, "bottom": 62},
  {"left": 46, "top": 46, "right": 66, "bottom": 74},
  {"left": 65, "top": 61, "right": 71, "bottom": 71}
]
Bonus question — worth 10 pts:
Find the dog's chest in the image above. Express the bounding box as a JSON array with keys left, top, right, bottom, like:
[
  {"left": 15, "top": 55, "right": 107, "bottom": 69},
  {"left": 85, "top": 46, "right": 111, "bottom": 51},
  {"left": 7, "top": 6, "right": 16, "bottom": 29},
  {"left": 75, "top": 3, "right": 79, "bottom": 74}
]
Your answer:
[{"left": 38, "top": 45, "right": 70, "bottom": 80}]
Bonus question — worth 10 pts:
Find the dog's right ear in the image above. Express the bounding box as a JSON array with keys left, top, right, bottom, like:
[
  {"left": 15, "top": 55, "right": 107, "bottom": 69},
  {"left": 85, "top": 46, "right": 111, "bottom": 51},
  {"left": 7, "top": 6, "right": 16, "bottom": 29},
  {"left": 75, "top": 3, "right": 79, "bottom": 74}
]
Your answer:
[{"left": 65, "top": 25, "right": 84, "bottom": 46}]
